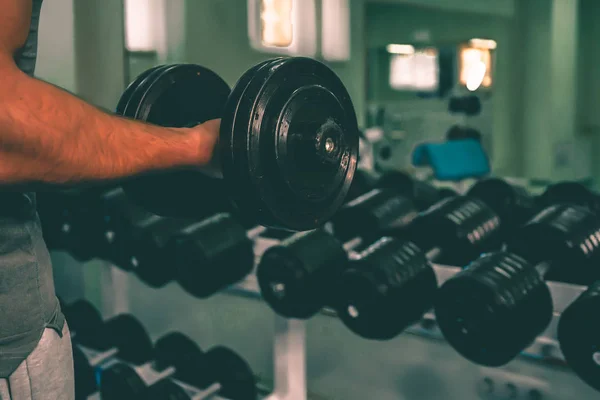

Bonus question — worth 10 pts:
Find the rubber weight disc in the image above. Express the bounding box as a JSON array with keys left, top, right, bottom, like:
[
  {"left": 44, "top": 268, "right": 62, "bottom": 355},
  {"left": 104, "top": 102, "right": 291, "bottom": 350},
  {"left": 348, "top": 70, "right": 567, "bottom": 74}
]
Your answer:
[
  {"left": 220, "top": 57, "right": 359, "bottom": 230},
  {"left": 116, "top": 64, "right": 166, "bottom": 115},
  {"left": 118, "top": 64, "right": 232, "bottom": 219}
]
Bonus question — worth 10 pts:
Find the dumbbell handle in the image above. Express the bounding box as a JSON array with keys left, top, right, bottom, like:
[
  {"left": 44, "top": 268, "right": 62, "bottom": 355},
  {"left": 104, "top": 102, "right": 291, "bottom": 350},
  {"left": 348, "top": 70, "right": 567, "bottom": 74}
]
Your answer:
[
  {"left": 83, "top": 345, "right": 119, "bottom": 367},
  {"left": 139, "top": 361, "right": 225, "bottom": 399},
  {"left": 344, "top": 237, "right": 364, "bottom": 255},
  {"left": 134, "top": 361, "right": 177, "bottom": 386},
  {"left": 174, "top": 380, "right": 221, "bottom": 400}
]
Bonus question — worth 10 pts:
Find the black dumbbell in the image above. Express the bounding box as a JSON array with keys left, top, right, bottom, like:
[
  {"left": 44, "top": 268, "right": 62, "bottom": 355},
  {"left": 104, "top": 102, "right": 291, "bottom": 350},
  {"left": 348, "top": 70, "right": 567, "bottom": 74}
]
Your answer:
[
  {"left": 84, "top": 190, "right": 258, "bottom": 293},
  {"left": 37, "top": 188, "right": 109, "bottom": 261},
  {"left": 557, "top": 281, "right": 600, "bottom": 392},
  {"left": 345, "top": 169, "right": 375, "bottom": 203},
  {"left": 466, "top": 177, "right": 535, "bottom": 234},
  {"left": 331, "top": 194, "right": 505, "bottom": 340},
  {"left": 165, "top": 213, "right": 262, "bottom": 298},
  {"left": 63, "top": 300, "right": 154, "bottom": 399},
  {"left": 117, "top": 59, "right": 359, "bottom": 231},
  {"left": 434, "top": 204, "right": 600, "bottom": 366},
  {"left": 100, "top": 332, "right": 256, "bottom": 400},
  {"left": 376, "top": 171, "right": 443, "bottom": 212},
  {"left": 257, "top": 189, "right": 420, "bottom": 319},
  {"left": 537, "top": 181, "right": 600, "bottom": 215},
  {"left": 62, "top": 299, "right": 104, "bottom": 340},
  {"left": 74, "top": 188, "right": 198, "bottom": 286}
]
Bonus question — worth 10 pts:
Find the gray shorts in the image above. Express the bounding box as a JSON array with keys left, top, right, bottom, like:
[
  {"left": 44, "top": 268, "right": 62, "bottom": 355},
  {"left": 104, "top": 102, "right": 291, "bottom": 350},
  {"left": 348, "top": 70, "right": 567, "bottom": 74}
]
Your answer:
[{"left": 0, "top": 324, "right": 74, "bottom": 400}]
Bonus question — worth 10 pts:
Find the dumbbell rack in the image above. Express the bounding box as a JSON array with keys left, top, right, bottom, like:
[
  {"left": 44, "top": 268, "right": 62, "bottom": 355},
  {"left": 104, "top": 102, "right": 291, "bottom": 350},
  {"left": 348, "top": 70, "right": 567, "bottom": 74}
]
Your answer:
[
  {"left": 98, "top": 237, "right": 587, "bottom": 400},
  {"left": 98, "top": 266, "right": 236, "bottom": 400},
  {"left": 98, "top": 237, "right": 304, "bottom": 400}
]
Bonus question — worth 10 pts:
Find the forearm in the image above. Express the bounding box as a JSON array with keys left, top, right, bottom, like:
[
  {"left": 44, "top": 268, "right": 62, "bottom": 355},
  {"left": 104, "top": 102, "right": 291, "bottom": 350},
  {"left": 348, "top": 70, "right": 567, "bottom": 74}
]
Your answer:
[{"left": 0, "top": 62, "right": 211, "bottom": 187}]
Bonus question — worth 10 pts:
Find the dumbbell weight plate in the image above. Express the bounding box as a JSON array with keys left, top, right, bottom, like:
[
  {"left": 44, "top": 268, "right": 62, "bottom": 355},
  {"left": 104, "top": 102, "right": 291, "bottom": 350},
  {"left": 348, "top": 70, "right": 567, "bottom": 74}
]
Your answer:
[
  {"left": 537, "top": 181, "right": 600, "bottom": 214},
  {"left": 152, "top": 332, "right": 205, "bottom": 381},
  {"left": 73, "top": 345, "right": 98, "bottom": 399},
  {"left": 220, "top": 57, "right": 359, "bottom": 230},
  {"left": 80, "top": 314, "right": 153, "bottom": 365},
  {"left": 63, "top": 300, "right": 103, "bottom": 340},
  {"left": 118, "top": 64, "right": 232, "bottom": 220},
  {"left": 116, "top": 64, "right": 166, "bottom": 115},
  {"left": 200, "top": 347, "right": 257, "bottom": 400}
]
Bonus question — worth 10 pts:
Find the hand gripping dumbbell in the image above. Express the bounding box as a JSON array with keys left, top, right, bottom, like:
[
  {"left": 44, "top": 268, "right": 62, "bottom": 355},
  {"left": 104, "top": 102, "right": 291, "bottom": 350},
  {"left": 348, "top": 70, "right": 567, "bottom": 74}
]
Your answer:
[
  {"left": 63, "top": 300, "right": 154, "bottom": 399},
  {"left": 434, "top": 204, "right": 600, "bottom": 366},
  {"left": 117, "top": 58, "right": 359, "bottom": 231},
  {"left": 557, "top": 281, "right": 600, "bottom": 392},
  {"left": 256, "top": 188, "right": 421, "bottom": 319},
  {"left": 100, "top": 332, "right": 256, "bottom": 400}
]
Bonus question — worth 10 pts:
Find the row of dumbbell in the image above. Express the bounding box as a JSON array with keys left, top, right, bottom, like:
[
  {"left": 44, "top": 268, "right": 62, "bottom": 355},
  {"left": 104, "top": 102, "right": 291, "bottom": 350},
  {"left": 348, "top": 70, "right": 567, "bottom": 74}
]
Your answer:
[
  {"left": 256, "top": 175, "right": 599, "bottom": 322},
  {"left": 37, "top": 171, "right": 457, "bottom": 297},
  {"left": 39, "top": 188, "right": 264, "bottom": 297},
  {"left": 254, "top": 177, "right": 600, "bottom": 391},
  {"left": 60, "top": 298, "right": 257, "bottom": 400}
]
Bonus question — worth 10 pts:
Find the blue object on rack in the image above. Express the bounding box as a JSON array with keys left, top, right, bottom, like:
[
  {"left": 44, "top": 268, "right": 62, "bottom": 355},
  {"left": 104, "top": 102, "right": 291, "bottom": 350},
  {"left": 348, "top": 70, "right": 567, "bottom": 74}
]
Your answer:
[{"left": 412, "top": 139, "right": 490, "bottom": 181}]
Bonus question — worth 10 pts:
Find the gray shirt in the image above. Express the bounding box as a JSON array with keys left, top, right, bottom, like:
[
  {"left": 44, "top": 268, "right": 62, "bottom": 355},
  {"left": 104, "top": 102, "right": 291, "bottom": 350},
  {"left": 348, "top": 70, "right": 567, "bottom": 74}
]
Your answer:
[{"left": 1, "top": 0, "right": 64, "bottom": 377}]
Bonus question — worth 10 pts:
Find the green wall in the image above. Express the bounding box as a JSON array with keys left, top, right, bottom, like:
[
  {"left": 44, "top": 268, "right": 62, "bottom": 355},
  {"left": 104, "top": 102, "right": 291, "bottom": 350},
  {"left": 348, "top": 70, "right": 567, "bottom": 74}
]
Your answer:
[
  {"left": 181, "top": 0, "right": 366, "bottom": 127},
  {"left": 365, "top": 2, "right": 517, "bottom": 175}
]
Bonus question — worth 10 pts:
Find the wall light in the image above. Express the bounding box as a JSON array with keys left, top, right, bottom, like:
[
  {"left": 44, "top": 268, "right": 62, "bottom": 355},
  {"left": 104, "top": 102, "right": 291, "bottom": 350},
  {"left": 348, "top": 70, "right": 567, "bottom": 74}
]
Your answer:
[
  {"left": 459, "top": 45, "right": 493, "bottom": 89},
  {"left": 469, "top": 38, "right": 498, "bottom": 50},
  {"left": 386, "top": 44, "right": 415, "bottom": 55},
  {"left": 466, "top": 61, "right": 487, "bottom": 91},
  {"left": 124, "top": 0, "right": 155, "bottom": 52},
  {"left": 248, "top": 0, "right": 316, "bottom": 56},
  {"left": 261, "top": 0, "right": 293, "bottom": 47}
]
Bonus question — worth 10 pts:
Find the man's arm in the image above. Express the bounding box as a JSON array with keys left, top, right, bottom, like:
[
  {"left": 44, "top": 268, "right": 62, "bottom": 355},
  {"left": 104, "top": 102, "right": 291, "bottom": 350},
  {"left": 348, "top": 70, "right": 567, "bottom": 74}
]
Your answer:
[{"left": 0, "top": 0, "right": 216, "bottom": 187}]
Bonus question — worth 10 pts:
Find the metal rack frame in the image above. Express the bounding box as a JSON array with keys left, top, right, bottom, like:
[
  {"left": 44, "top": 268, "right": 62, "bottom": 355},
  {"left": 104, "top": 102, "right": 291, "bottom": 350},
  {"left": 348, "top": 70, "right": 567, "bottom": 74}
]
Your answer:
[{"left": 99, "top": 238, "right": 588, "bottom": 400}]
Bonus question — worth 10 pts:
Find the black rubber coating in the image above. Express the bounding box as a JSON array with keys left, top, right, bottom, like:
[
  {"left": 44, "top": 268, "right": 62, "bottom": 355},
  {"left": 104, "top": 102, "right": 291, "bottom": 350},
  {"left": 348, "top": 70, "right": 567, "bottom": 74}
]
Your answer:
[
  {"left": 467, "top": 177, "right": 535, "bottom": 232},
  {"left": 331, "top": 188, "right": 417, "bottom": 243},
  {"left": 198, "top": 347, "right": 257, "bottom": 400},
  {"left": 73, "top": 345, "right": 97, "bottom": 400},
  {"left": 79, "top": 314, "right": 153, "bottom": 366},
  {"left": 435, "top": 251, "right": 553, "bottom": 366},
  {"left": 537, "top": 181, "right": 600, "bottom": 215},
  {"left": 220, "top": 57, "right": 359, "bottom": 230},
  {"left": 334, "top": 238, "right": 438, "bottom": 340},
  {"left": 558, "top": 281, "right": 600, "bottom": 392},
  {"left": 408, "top": 196, "right": 503, "bottom": 266},
  {"left": 99, "top": 363, "right": 147, "bottom": 400},
  {"left": 257, "top": 229, "right": 348, "bottom": 319},
  {"left": 507, "top": 204, "right": 600, "bottom": 285},
  {"left": 63, "top": 300, "right": 103, "bottom": 342},
  {"left": 152, "top": 332, "right": 204, "bottom": 386},
  {"left": 169, "top": 213, "right": 254, "bottom": 298},
  {"left": 119, "top": 64, "right": 232, "bottom": 220}
]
